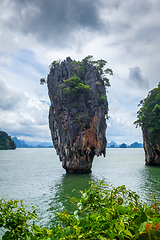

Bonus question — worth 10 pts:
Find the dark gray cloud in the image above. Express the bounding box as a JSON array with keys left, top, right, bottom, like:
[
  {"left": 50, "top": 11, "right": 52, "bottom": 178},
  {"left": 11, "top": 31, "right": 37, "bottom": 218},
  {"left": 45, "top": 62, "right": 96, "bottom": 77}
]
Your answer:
[
  {"left": 3, "top": 0, "right": 108, "bottom": 47},
  {"left": 128, "top": 66, "right": 149, "bottom": 89}
]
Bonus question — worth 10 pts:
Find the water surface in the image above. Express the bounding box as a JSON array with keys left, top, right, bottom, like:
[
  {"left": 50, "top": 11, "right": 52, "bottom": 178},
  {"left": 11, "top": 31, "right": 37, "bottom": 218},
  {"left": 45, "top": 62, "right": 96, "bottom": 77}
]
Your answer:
[{"left": 0, "top": 148, "right": 160, "bottom": 231}]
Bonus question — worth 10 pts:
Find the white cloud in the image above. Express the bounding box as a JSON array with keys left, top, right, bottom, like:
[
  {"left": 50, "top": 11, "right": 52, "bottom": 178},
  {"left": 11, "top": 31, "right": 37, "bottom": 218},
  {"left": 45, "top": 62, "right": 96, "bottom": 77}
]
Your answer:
[
  {"left": 0, "top": 77, "right": 50, "bottom": 141},
  {"left": 0, "top": 0, "right": 160, "bottom": 144}
]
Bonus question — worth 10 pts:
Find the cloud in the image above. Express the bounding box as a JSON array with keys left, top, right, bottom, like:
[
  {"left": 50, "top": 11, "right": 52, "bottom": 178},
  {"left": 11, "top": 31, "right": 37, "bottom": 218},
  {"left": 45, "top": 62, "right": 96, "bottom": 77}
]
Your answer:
[
  {"left": 128, "top": 66, "right": 149, "bottom": 89},
  {"left": 0, "top": 77, "right": 50, "bottom": 141},
  {"left": 1, "top": 0, "right": 108, "bottom": 48},
  {"left": 1, "top": 0, "right": 160, "bottom": 144},
  {"left": 107, "top": 72, "right": 148, "bottom": 144},
  {"left": 107, "top": 110, "right": 142, "bottom": 145},
  {"left": 0, "top": 78, "right": 23, "bottom": 110}
]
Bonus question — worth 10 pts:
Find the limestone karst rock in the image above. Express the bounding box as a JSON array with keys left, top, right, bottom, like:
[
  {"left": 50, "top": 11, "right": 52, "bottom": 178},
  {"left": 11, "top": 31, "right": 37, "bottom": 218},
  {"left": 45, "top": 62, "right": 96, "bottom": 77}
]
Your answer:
[
  {"left": 0, "top": 130, "right": 16, "bottom": 150},
  {"left": 134, "top": 82, "right": 160, "bottom": 165},
  {"left": 142, "top": 127, "right": 160, "bottom": 165},
  {"left": 47, "top": 57, "right": 110, "bottom": 173}
]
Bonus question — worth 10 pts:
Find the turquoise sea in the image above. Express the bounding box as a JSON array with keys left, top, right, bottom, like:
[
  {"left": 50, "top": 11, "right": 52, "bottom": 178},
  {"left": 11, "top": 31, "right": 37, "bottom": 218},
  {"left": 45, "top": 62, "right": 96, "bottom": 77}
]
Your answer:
[{"left": 0, "top": 148, "right": 160, "bottom": 235}]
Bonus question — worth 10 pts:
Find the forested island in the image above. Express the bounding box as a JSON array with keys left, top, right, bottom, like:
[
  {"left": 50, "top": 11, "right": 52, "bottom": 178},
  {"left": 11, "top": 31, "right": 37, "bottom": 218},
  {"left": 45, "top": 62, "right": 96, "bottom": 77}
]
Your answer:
[
  {"left": 0, "top": 130, "right": 16, "bottom": 150},
  {"left": 107, "top": 141, "right": 143, "bottom": 148},
  {"left": 135, "top": 82, "right": 160, "bottom": 165}
]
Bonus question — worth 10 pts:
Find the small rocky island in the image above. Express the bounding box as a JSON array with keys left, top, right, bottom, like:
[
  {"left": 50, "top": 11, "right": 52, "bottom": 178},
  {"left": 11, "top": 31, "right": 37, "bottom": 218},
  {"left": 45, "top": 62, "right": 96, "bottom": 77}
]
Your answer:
[
  {"left": 0, "top": 130, "right": 16, "bottom": 150},
  {"left": 45, "top": 56, "right": 112, "bottom": 173},
  {"left": 135, "top": 83, "right": 160, "bottom": 165}
]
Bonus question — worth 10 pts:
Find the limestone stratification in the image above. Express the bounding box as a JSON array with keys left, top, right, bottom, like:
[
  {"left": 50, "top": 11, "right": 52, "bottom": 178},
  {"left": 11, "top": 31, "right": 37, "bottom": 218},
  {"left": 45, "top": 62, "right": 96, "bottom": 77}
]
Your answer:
[
  {"left": 0, "top": 130, "right": 16, "bottom": 150},
  {"left": 47, "top": 57, "right": 109, "bottom": 173}
]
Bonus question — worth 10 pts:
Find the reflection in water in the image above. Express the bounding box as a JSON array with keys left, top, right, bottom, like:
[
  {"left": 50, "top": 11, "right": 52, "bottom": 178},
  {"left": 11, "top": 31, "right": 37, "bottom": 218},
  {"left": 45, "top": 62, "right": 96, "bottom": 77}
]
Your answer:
[
  {"left": 45, "top": 149, "right": 160, "bottom": 226},
  {"left": 138, "top": 165, "right": 160, "bottom": 203},
  {"left": 1, "top": 148, "right": 160, "bottom": 231},
  {"left": 47, "top": 173, "right": 93, "bottom": 226}
]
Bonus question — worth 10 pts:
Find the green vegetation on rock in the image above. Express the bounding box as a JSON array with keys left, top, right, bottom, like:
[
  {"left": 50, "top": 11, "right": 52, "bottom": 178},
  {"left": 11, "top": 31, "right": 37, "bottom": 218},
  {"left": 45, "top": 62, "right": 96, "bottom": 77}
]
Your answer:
[
  {"left": 0, "top": 130, "right": 16, "bottom": 150},
  {"left": 49, "top": 60, "right": 61, "bottom": 70},
  {"left": 134, "top": 83, "right": 160, "bottom": 141},
  {"left": 1, "top": 181, "right": 160, "bottom": 240},
  {"left": 61, "top": 73, "right": 91, "bottom": 99},
  {"left": 40, "top": 78, "right": 46, "bottom": 85},
  {"left": 40, "top": 55, "right": 113, "bottom": 88},
  {"left": 82, "top": 55, "right": 113, "bottom": 87},
  {"left": 98, "top": 95, "right": 107, "bottom": 105}
]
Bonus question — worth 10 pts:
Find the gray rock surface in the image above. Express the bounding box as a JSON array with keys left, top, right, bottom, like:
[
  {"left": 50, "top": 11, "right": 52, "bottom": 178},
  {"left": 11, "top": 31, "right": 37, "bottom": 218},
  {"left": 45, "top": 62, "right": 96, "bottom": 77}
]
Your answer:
[
  {"left": 47, "top": 57, "right": 108, "bottom": 173},
  {"left": 142, "top": 127, "right": 160, "bottom": 165}
]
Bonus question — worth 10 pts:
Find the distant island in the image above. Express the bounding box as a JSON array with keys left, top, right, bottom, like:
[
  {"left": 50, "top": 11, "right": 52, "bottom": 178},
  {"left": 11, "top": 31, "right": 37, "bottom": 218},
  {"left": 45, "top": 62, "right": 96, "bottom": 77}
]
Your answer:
[
  {"left": 10, "top": 137, "right": 142, "bottom": 149},
  {"left": 107, "top": 141, "right": 143, "bottom": 148},
  {"left": 0, "top": 130, "right": 16, "bottom": 150},
  {"left": 12, "top": 137, "right": 54, "bottom": 148},
  {"left": 0, "top": 133, "right": 142, "bottom": 149}
]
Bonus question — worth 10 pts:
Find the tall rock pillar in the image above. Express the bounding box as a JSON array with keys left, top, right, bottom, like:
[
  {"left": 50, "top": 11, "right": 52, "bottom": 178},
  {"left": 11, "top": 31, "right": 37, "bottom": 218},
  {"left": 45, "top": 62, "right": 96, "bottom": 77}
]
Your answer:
[{"left": 47, "top": 57, "right": 109, "bottom": 173}]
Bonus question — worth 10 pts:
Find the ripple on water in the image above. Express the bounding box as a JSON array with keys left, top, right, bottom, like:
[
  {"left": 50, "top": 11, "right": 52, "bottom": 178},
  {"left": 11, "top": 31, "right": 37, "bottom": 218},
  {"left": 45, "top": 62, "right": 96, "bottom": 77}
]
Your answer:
[{"left": 0, "top": 148, "right": 160, "bottom": 235}]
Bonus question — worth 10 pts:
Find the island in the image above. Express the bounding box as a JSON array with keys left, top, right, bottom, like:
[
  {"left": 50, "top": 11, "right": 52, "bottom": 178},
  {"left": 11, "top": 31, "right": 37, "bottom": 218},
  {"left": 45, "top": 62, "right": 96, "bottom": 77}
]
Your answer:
[
  {"left": 0, "top": 130, "right": 16, "bottom": 150},
  {"left": 45, "top": 56, "right": 112, "bottom": 173},
  {"left": 134, "top": 82, "right": 160, "bottom": 165}
]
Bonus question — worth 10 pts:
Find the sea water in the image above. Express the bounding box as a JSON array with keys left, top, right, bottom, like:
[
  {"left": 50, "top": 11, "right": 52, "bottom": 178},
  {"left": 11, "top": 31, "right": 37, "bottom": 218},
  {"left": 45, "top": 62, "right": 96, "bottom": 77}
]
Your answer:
[{"left": 0, "top": 148, "right": 160, "bottom": 234}]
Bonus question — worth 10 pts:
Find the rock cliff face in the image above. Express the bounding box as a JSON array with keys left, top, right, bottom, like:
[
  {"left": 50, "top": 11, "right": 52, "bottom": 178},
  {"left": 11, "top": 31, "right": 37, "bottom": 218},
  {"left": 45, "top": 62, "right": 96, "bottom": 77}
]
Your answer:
[
  {"left": 0, "top": 130, "right": 16, "bottom": 150},
  {"left": 47, "top": 57, "right": 109, "bottom": 173},
  {"left": 143, "top": 127, "right": 160, "bottom": 165}
]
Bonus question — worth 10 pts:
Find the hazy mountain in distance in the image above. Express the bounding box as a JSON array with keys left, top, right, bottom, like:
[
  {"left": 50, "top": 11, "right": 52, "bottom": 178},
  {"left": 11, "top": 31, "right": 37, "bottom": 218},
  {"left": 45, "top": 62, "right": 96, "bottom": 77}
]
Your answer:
[
  {"left": 25, "top": 140, "right": 53, "bottom": 147},
  {"left": 107, "top": 141, "right": 143, "bottom": 148},
  {"left": 12, "top": 137, "right": 29, "bottom": 148},
  {"left": 12, "top": 137, "right": 53, "bottom": 148},
  {"left": 107, "top": 141, "right": 119, "bottom": 148},
  {"left": 128, "top": 142, "right": 143, "bottom": 148}
]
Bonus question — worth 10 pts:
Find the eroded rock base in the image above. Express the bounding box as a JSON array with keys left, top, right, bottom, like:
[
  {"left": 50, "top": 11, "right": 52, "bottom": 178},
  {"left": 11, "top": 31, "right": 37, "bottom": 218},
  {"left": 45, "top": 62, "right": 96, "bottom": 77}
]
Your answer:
[{"left": 143, "top": 127, "right": 160, "bottom": 166}]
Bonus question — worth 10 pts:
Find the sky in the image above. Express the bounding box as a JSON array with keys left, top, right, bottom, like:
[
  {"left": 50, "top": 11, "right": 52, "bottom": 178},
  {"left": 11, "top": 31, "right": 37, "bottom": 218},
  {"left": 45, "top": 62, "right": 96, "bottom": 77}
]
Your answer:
[{"left": 0, "top": 0, "right": 160, "bottom": 144}]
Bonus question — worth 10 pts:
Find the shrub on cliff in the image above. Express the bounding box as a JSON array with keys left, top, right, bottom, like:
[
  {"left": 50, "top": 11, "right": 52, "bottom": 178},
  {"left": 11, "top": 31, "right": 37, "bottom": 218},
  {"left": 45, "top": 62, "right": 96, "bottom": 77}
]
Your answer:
[
  {"left": 40, "top": 55, "right": 113, "bottom": 88},
  {"left": 134, "top": 83, "right": 160, "bottom": 141},
  {"left": 1, "top": 181, "right": 160, "bottom": 240},
  {"left": 82, "top": 55, "right": 113, "bottom": 87},
  {"left": 61, "top": 73, "right": 91, "bottom": 100}
]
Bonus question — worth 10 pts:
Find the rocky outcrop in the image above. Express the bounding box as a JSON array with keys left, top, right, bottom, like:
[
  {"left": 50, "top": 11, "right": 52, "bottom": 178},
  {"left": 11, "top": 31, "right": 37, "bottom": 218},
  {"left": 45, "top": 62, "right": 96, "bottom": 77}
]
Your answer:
[
  {"left": 0, "top": 130, "right": 16, "bottom": 150},
  {"left": 135, "top": 83, "right": 160, "bottom": 166},
  {"left": 47, "top": 57, "right": 109, "bottom": 173},
  {"left": 143, "top": 127, "right": 160, "bottom": 165}
]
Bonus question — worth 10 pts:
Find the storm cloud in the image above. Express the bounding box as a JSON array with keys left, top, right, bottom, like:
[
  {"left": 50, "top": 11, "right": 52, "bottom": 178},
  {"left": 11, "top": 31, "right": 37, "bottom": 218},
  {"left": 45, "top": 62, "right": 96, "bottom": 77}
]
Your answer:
[{"left": 1, "top": 0, "right": 108, "bottom": 47}]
